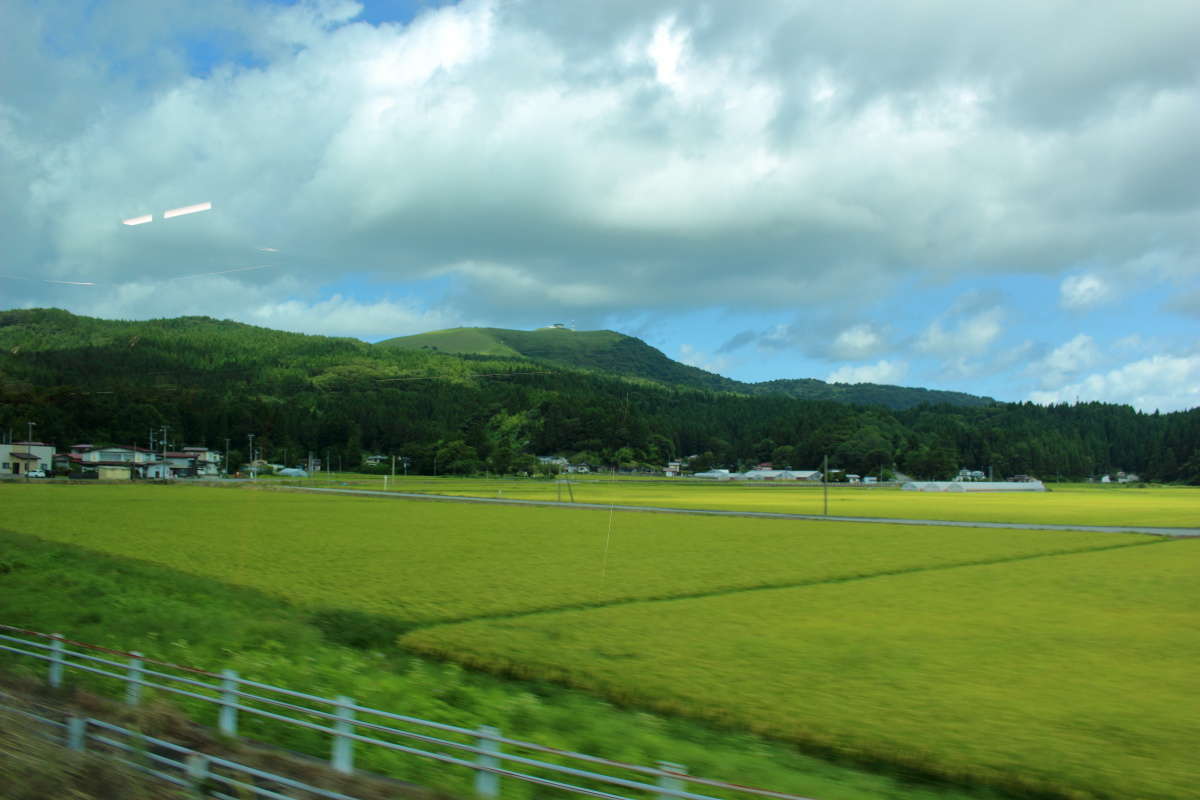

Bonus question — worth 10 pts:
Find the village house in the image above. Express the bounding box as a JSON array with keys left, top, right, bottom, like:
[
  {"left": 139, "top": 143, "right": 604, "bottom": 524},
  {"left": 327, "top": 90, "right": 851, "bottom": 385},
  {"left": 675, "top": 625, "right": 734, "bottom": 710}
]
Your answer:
[
  {"left": 0, "top": 441, "right": 55, "bottom": 476},
  {"left": 62, "top": 444, "right": 156, "bottom": 479},
  {"left": 60, "top": 444, "right": 221, "bottom": 479}
]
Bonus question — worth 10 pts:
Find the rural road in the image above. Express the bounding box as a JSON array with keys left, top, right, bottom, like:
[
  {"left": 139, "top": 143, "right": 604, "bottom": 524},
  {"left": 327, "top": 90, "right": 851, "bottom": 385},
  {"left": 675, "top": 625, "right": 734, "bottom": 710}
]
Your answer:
[{"left": 280, "top": 486, "right": 1200, "bottom": 538}]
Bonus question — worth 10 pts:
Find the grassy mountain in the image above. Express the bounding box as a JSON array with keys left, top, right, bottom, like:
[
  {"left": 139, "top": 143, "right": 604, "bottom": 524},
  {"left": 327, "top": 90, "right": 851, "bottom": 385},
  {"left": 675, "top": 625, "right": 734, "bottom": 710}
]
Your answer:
[
  {"left": 377, "top": 326, "right": 994, "bottom": 410},
  {"left": 378, "top": 327, "right": 739, "bottom": 391}
]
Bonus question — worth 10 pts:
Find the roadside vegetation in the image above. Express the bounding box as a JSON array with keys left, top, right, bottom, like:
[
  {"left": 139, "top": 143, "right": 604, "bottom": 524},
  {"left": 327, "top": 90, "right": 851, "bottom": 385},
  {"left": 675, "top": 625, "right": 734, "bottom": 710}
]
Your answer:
[{"left": 0, "top": 698, "right": 189, "bottom": 800}]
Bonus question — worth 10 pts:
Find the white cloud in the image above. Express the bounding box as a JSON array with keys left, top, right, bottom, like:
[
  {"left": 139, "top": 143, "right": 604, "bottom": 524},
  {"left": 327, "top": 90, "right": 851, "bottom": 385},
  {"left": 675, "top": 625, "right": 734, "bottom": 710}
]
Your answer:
[
  {"left": 827, "top": 360, "right": 908, "bottom": 385},
  {"left": 917, "top": 307, "right": 1004, "bottom": 357},
  {"left": 1030, "top": 333, "right": 1100, "bottom": 388},
  {"left": 3, "top": 0, "right": 1197, "bottom": 324},
  {"left": 45, "top": 273, "right": 460, "bottom": 340},
  {"left": 830, "top": 323, "right": 886, "bottom": 360},
  {"left": 1060, "top": 273, "right": 1114, "bottom": 310},
  {"left": 1029, "top": 353, "right": 1200, "bottom": 412},
  {"left": 678, "top": 343, "right": 732, "bottom": 375},
  {"left": 247, "top": 295, "right": 462, "bottom": 340}
]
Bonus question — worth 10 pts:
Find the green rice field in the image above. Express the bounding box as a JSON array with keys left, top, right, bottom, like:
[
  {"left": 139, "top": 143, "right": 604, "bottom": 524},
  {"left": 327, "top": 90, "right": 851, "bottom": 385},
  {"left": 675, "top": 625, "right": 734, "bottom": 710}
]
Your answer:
[
  {"left": 0, "top": 484, "right": 1144, "bottom": 624},
  {"left": 297, "top": 475, "right": 1200, "bottom": 528},
  {"left": 405, "top": 540, "right": 1199, "bottom": 799},
  {"left": 1, "top": 481, "right": 1196, "bottom": 799}
]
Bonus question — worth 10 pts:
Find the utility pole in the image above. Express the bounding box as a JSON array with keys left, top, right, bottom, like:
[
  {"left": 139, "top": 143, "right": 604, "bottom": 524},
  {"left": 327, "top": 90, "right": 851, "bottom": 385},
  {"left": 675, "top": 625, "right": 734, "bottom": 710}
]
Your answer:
[
  {"left": 248, "top": 434, "right": 255, "bottom": 480},
  {"left": 160, "top": 425, "right": 169, "bottom": 479},
  {"left": 823, "top": 454, "right": 829, "bottom": 516},
  {"left": 224, "top": 438, "right": 230, "bottom": 475},
  {"left": 391, "top": 454, "right": 396, "bottom": 478},
  {"left": 26, "top": 422, "right": 35, "bottom": 474}
]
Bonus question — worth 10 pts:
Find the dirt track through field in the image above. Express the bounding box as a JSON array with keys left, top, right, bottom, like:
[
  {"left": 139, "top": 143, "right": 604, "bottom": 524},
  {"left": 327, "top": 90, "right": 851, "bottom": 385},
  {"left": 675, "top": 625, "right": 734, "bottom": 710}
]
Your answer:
[{"left": 279, "top": 486, "right": 1200, "bottom": 538}]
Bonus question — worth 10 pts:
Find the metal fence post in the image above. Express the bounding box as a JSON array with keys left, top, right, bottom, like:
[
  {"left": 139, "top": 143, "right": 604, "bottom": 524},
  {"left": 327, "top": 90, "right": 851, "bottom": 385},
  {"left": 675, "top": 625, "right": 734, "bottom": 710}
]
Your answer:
[
  {"left": 48, "top": 633, "right": 65, "bottom": 688},
  {"left": 66, "top": 716, "right": 87, "bottom": 751},
  {"left": 219, "top": 669, "right": 239, "bottom": 737},
  {"left": 126, "top": 651, "right": 144, "bottom": 706},
  {"left": 185, "top": 753, "right": 210, "bottom": 792},
  {"left": 331, "top": 695, "right": 355, "bottom": 774},
  {"left": 657, "top": 761, "right": 687, "bottom": 800},
  {"left": 475, "top": 725, "right": 501, "bottom": 798}
]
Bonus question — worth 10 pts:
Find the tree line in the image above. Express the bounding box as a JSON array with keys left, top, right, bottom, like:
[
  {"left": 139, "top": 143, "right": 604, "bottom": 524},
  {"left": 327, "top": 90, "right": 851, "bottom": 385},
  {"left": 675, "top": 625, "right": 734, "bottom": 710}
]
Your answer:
[{"left": 2, "top": 309, "right": 1197, "bottom": 483}]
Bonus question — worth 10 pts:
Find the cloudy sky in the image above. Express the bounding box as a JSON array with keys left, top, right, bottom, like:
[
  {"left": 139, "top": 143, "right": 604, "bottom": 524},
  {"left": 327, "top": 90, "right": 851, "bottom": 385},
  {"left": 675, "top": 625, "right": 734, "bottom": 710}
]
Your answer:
[{"left": 2, "top": 0, "right": 1198, "bottom": 411}]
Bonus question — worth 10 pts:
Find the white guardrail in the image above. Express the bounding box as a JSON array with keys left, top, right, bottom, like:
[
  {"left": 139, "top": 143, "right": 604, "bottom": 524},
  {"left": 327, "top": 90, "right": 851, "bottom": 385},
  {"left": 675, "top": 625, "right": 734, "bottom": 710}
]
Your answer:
[{"left": 0, "top": 625, "right": 816, "bottom": 800}]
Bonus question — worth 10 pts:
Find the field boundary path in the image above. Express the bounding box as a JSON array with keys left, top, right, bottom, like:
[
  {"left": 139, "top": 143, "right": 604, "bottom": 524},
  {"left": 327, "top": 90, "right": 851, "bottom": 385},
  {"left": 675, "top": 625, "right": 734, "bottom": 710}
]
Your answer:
[{"left": 278, "top": 486, "right": 1200, "bottom": 537}]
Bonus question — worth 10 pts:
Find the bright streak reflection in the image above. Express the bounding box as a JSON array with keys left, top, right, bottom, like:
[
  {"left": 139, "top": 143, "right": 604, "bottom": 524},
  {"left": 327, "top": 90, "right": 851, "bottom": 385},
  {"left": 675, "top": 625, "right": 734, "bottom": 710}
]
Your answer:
[
  {"left": 163, "top": 201, "right": 212, "bottom": 219},
  {"left": 122, "top": 214, "right": 153, "bottom": 226},
  {"left": 167, "top": 264, "right": 277, "bottom": 281}
]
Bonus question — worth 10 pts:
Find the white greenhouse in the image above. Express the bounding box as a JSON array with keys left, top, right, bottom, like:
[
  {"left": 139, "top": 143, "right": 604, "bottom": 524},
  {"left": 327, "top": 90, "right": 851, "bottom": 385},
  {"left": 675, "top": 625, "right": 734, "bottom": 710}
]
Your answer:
[{"left": 901, "top": 480, "right": 1046, "bottom": 492}]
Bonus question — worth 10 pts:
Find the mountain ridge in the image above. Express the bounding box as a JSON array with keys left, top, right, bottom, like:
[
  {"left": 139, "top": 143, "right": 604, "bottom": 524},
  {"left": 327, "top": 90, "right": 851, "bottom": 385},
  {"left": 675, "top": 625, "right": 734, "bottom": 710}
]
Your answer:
[{"left": 377, "top": 326, "right": 995, "bottom": 410}]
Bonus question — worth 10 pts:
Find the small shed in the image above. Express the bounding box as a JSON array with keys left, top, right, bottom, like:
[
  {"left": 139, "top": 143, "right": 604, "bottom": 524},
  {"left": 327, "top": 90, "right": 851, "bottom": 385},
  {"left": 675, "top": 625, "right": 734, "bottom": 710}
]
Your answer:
[{"left": 98, "top": 465, "right": 132, "bottom": 480}]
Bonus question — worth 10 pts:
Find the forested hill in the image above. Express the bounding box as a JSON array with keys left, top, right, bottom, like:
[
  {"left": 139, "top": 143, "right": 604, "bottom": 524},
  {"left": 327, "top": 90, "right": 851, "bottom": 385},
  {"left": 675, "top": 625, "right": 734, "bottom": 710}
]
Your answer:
[
  {"left": 2, "top": 308, "right": 1197, "bottom": 483},
  {"left": 378, "top": 327, "right": 994, "bottom": 410}
]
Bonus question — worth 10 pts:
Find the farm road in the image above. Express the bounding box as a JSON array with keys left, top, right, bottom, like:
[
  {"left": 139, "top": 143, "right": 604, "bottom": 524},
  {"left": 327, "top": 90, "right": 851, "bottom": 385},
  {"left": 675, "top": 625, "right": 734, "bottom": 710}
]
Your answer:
[{"left": 279, "top": 486, "right": 1200, "bottom": 538}]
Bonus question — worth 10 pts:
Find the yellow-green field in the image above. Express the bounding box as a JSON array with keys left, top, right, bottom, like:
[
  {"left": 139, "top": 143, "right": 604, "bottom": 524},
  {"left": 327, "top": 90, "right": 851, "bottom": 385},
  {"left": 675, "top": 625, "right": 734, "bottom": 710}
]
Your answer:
[
  {"left": 298, "top": 475, "right": 1200, "bottom": 528},
  {"left": 2, "top": 481, "right": 1196, "bottom": 799},
  {"left": 0, "top": 484, "right": 1144, "bottom": 623},
  {"left": 405, "top": 540, "right": 1199, "bottom": 799}
]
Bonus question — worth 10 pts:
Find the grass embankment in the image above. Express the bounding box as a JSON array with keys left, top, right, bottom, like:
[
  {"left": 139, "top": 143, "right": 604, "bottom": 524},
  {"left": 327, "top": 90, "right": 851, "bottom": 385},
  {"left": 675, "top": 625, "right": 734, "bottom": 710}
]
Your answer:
[
  {"left": 0, "top": 483, "right": 1151, "bottom": 625},
  {"left": 0, "top": 694, "right": 190, "bottom": 799},
  {"left": 294, "top": 475, "right": 1200, "bottom": 528},
  {"left": 405, "top": 539, "right": 1200, "bottom": 800},
  {"left": 0, "top": 531, "right": 1008, "bottom": 800}
]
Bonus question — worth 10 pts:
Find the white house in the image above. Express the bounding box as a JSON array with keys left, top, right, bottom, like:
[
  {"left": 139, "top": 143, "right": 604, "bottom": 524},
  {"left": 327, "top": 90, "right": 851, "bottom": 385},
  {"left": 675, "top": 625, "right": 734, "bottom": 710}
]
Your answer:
[
  {"left": 154, "top": 448, "right": 222, "bottom": 478},
  {"left": 0, "top": 441, "right": 55, "bottom": 476},
  {"left": 67, "top": 445, "right": 155, "bottom": 478},
  {"left": 66, "top": 444, "right": 220, "bottom": 478}
]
